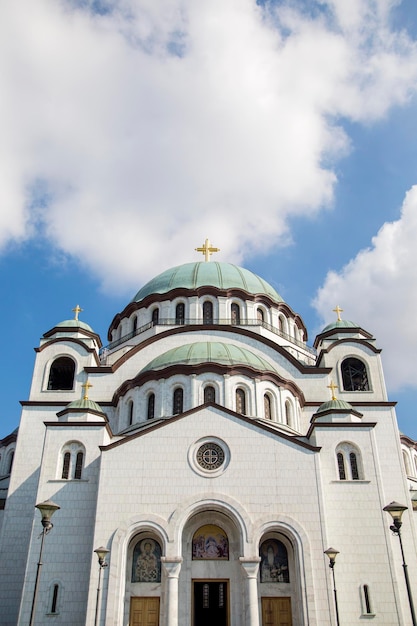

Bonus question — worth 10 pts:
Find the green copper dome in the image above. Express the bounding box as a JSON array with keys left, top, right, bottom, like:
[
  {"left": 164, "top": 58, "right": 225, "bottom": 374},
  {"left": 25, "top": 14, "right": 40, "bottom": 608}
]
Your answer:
[
  {"left": 54, "top": 319, "right": 94, "bottom": 333},
  {"left": 316, "top": 398, "right": 353, "bottom": 414},
  {"left": 322, "top": 319, "right": 359, "bottom": 333},
  {"left": 65, "top": 398, "right": 104, "bottom": 413},
  {"left": 142, "top": 342, "right": 277, "bottom": 373},
  {"left": 132, "top": 262, "right": 283, "bottom": 303}
]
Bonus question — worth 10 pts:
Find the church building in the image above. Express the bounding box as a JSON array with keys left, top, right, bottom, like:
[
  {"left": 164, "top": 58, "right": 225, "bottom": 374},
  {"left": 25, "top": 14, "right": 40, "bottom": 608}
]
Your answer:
[{"left": 0, "top": 240, "right": 416, "bottom": 625}]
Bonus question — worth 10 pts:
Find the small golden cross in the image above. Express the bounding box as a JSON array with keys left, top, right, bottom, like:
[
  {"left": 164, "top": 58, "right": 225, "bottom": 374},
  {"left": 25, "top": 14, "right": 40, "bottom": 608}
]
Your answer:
[
  {"left": 327, "top": 380, "right": 338, "bottom": 401},
  {"left": 333, "top": 305, "right": 343, "bottom": 322},
  {"left": 72, "top": 304, "right": 83, "bottom": 321},
  {"left": 195, "top": 238, "right": 220, "bottom": 262},
  {"left": 82, "top": 380, "right": 93, "bottom": 400}
]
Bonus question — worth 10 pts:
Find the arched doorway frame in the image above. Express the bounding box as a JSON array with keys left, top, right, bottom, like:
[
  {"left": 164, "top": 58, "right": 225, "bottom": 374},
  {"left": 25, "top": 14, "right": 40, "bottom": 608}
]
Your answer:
[{"left": 255, "top": 517, "right": 317, "bottom": 626}]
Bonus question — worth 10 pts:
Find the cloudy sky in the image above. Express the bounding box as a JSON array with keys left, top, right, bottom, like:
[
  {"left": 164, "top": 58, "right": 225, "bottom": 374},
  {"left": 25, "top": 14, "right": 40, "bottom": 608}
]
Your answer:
[{"left": 1, "top": 0, "right": 417, "bottom": 438}]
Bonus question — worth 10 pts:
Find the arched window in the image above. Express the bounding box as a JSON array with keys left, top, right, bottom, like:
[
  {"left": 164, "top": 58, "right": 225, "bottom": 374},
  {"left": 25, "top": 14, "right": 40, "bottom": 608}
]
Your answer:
[
  {"left": 341, "top": 358, "right": 369, "bottom": 391},
  {"left": 278, "top": 316, "right": 285, "bottom": 335},
  {"left": 204, "top": 386, "right": 216, "bottom": 403},
  {"left": 175, "top": 303, "right": 185, "bottom": 325},
  {"left": 47, "top": 357, "right": 76, "bottom": 390},
  {"left": 147, "top": 393, "right": 155, "bottom": 420},
  {"left": 236, "top": 388, "right": 246, "bottom": 415},
  {"left": 257, "top": 308, "right": 264, "bottom": 323},
  {"left": 173, "top": 388, "right": 183, "bottom": 415},
  {"left": 336, "top": 443, "right": 363, "bottom": 480},
  {"left": 61, "top": 452, "right": 71, "bottom": 479},
  {"left": 203, "top": 301, "right": 213, "bottom": 324},
  {"left": 132, "top": 316, "right": 138, "bottom": 333},
  {"left": 403, "top": 451, "right": 411, "bottom": 476},
  {"left": 7, "top": 450, "right": 14, "bottom": 475},
  {"left": 60, "top": 443, "right": 85, "bottom": 480},
  {"left": 152, "top": 308, "right": 159, "bottom": 325},
  {"left": 337, "top": 452, "right": 346, "bottom": 480},
  {"left": 284, "top": 400, "right": 293, "bottom": 427},
  {"left": 132, "top": 538, "right": 162, "bottom": 582},
  {"left": 74, "top": 452, "right": 84, "bottom": 480},
  {"left": 264, "top": 394, "right": 272, "bottom": 420},
  {"left": 259, "top": 539, "right": 290, "bottom": 583},
  {"left": 128, "top": 400, "right": 134, "bottom": 426},
  {"left": 350, "top": 451, "right": 359, "bottom": 480},
  {"left": 231, "top": 303, "right": 240, "bottom": 325}
]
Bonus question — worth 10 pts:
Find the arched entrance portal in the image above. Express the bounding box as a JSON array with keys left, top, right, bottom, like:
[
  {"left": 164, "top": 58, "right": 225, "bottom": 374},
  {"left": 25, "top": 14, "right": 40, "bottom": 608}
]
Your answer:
[{"left": 180, "top": 509, "right": 242, "bottom": 626}]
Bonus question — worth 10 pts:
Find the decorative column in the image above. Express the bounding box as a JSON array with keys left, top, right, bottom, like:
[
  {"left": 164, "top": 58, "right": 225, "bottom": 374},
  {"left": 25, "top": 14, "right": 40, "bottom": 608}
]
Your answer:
[
  {"left": 240, "top": 557, "right": 261, "bottom": 626},
  {"left": 161, "top": 557, "right": 183, "bottom": 626}
]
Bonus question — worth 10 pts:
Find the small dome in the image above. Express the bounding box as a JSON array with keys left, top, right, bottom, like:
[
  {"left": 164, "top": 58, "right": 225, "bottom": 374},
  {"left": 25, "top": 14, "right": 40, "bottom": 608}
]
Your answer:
[
  {"left": 321, "top": 319, "right": 359, "bottom": 333},
  {"left": 66, "top": 398, "right": 104, "bottom": 413},
  {"left": 132, "top": 262, "right": 283, "bottom": 303},
  {"left": 316, "top": 398, "right": 353, "bottom": 414},
  {"left": 141, "top": 342, "right": 277, "bottom": 373},
  {"left": 54, "top": 319, "right": 94, "bottom": 333}
]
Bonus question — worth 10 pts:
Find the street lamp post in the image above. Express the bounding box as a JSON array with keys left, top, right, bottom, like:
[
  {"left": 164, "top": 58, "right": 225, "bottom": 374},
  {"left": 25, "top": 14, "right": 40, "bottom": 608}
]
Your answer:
[
  {"left": 29, "top": 499, "right": 60, "bottom": 626},
  {"left": 94, "top": 546, "right": 109, "bottom": 626},
  {"left": 383, "top": 501, "right": 417, "bottom": 626},
  {"left": 324, "top": 547, "right": 340, "bottom": 626}
]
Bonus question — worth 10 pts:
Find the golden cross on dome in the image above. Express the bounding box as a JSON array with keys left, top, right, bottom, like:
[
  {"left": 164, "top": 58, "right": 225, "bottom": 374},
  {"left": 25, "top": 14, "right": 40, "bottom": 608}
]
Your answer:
[
  {"left": 72, "top": 304, "right": 83, "bottom": 321},
  {"left": 195, "top": 238, "right": 220, "bottom": 262},
  {"left": 333, "top": 305, "right": 343, "bottom": 321},
  {"left": 82, "top": 380, "right": 93, "bottom": 400},
  {"left": 327, "top": 380, "right": 338, "bottom": 401}
]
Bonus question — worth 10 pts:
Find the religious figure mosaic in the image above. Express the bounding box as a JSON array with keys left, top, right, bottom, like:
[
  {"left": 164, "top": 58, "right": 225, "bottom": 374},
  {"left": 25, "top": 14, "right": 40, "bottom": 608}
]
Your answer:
[
  {"left": 260, "top": 539, "right": 290, "bottom": 583},
  {"left": 132, "top": 538, "right": 161, "bottom": 582},
  {"left": 192, "top": 524, "right": 229, "bottom": 560}
]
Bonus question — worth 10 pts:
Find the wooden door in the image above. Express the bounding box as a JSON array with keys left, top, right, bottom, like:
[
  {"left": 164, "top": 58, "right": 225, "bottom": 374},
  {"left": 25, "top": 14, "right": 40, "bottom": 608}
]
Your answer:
[
  {"left": 262, "top": 597, "right": 292, "bottom": 626},
  {"left": 130, "top": 597, "right": 160, "bottom": 626}
]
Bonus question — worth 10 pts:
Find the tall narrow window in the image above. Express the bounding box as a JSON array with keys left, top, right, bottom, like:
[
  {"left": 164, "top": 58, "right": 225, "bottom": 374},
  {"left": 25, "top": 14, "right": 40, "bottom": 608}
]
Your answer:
[
  {"left": 50, "top": 584, "right": 59, "bottom": 614},
  {"left": 403, "top": 451, "right": 411, "bottom": 476},
  {"left": 152, "top": 308, "right": 159, "bottom": 325},
  {"left": 132, "top": 316, "right": 138, "bottom": 333},
  {"left": 278, "top": 316, "right": 285, "bottom": 334},
  {"left": 285, "top": 400, "right": 292, "bottom": 427},
  {"left": 264, "top": 394, "right": 272, "bottom": 420},
  {"left": 337, "top": 452, "right": 346, "bottom": 480},
  {"left": 236, "top": 388, "right": 246, "bottom": 415},
  {"left": 147, "top": 393, "right": 155, "bottom": 420},
  {"left": 62, "top": 452, "right": 71, "bottom": 479},
  {"left": 128, "top": 401, "right": 134, "bottom": 426},
  {"left": 341, "top": 358, "right": 369, "bottom": 391},
  {"left": 74, "top": 452, "right": 84, "bottom": 479},
  {"left": 257, "top": 308, "right": 264, "bottom": 322},
  {"left": 363, "top": 584, "right": 373, "bottom": 614},
  {"left": 173, "top": 388, "right": 183, "bottom": 415},
  {"left": 204, "top": 386, "right": 216, "bottom": 403},
  {"left": 203, "top": 301, "right": 213, "bottom": 324},
  {"left": 231, "top": 303, "right": 240, "bottom": 325},
  {"left": 47, "top": 357, "right": 76, "bottom": 390},
  {"left": 175, "top": 303, "right": 185, "bottom": 325},
  {"left": 350, "top": 452, "right": 359, "bottom": 480}
]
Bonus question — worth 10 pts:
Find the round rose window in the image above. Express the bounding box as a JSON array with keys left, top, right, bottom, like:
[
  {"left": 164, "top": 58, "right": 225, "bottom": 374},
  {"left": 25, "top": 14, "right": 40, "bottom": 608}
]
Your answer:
[{"left": 196, "top": 442, "right": 225, "bottom": 470}]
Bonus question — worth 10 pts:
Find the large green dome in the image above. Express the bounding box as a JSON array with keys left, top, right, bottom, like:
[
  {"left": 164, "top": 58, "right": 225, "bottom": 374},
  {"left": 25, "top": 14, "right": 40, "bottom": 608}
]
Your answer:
[
  {"left": 132, "top": 262, "right": 283, "bottom": 303},
  {"left": 141, "top": 342, "right": 277, "bottom": 373}
]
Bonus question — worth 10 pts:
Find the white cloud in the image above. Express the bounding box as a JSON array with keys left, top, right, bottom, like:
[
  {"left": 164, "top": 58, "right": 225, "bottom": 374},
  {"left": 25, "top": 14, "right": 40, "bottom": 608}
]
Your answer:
[
  {"left": 0, "top": 0, "right": 417, "bottom": 291},
  {"left": 313, "top": 185, "right": 417, "bottom": 391}
]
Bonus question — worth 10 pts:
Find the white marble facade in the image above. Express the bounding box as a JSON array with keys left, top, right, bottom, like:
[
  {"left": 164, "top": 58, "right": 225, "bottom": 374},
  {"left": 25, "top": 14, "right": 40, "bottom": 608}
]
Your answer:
[{"left": 0, "top": 260, "right": 416, "bottom": 626}]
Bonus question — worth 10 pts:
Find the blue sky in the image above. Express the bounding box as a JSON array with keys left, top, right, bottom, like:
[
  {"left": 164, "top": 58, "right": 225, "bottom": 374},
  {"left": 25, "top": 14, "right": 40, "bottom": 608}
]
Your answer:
[{"left": 1, "top": 0, "right": 417, "bottom": 439}]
